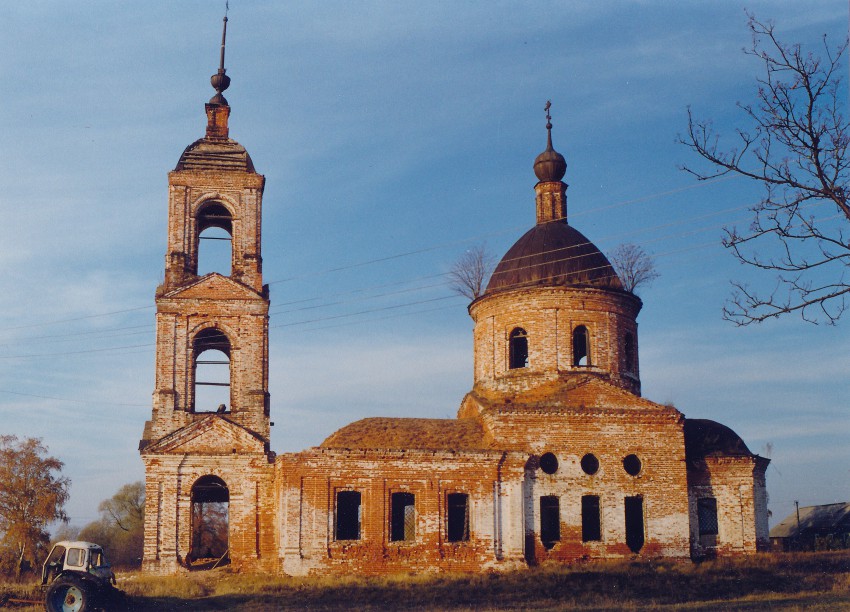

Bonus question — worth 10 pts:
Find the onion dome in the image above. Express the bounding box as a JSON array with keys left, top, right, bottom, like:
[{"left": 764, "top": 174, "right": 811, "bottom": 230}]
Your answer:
[
  {"left": 486, "top": 222, "right": 622, "bottom": 293},
  {"left": 533, "top": 101, "right": 566, "bottom": 182}
]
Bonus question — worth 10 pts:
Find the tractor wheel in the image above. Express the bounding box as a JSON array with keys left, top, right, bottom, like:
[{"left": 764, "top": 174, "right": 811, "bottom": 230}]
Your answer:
[{"left": 45, "top": 576, "right": 91, "bottom": 612}]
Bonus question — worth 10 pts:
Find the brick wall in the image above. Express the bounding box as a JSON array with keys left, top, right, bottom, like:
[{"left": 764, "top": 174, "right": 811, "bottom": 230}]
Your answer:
[{"left": 469, "top": 286, "right": 642, "bottom": 396}]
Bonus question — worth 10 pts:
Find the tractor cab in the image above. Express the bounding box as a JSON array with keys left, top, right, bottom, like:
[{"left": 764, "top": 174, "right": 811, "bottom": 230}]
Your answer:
[{"left": 42, "top": 541, "right": 115, "bottom": 585}]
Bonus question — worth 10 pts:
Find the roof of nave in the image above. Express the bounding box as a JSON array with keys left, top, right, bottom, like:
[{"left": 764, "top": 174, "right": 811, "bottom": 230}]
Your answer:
[
  {"left": 321, "top": 417, "right": 492, "bottom": 451},
  {"left": 683, "top": 418, "right": 757, "bottom": 460},
  {"left": 466, "top": 374, "right": 672, "bottom": 415}
]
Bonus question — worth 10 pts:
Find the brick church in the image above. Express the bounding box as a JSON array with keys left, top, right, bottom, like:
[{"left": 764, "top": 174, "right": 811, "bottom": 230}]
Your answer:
[{"left": 139, "top": 21, "right": 770, "bottom": 574}]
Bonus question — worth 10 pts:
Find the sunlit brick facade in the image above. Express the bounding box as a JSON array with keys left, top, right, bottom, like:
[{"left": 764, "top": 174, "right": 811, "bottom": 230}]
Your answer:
[{"left": 139, "top": 48, "right": 769, "bottom": 575}]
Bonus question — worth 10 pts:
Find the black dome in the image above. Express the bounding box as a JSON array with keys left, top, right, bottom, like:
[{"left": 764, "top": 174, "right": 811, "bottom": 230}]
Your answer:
[
  {"left": 684, "top": 419, "right": 755, "bottom": 460},
  {"left": 486, "top": 221, "right": 622, "bottom": 293}
]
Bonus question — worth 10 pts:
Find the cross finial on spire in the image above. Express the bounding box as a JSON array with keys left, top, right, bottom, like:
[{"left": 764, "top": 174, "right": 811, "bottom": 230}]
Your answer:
[
  {"left": 209, "top": 3, "right": 232, "bottom": 103},
  {"left": 219, "top": 2, "right": 229, "bottom": 73},
  {"left": 545, "top": 100, "right": 552, "bottom": 130}
]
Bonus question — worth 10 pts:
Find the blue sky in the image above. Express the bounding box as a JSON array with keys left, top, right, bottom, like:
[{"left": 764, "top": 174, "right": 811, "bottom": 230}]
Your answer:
[{"left": 0, "top": 1, "right": 847, "bottom": 530}]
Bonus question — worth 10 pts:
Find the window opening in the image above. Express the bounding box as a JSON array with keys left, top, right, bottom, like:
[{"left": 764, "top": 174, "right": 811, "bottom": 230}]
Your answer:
[
  {"left": 580, "top": 453, "right": 599, "bottom": 475},
  {"left": 540, "top": 496, "right": 560, "bottom": 550},
  {"left": 624, "top": 496, "right": 644, "bottom": 553},
  {"left": 190, "top": 475, "right": 229, "bottom": 568},
  {"left": 509, "top": 328, "right": 528, "bottom": 369},
  {"left": 335, "top": 491, "right": 362, "bottom": 541},
  {"left": 192, "top": 328, "right": 231, "bottom": 413},
  {"left": 697, "top": 498, "right": 719, "bottom": 536},
  {"left": 66, "top": 548, "right": 84, "bottom": 568},
  {"left": 446, "top": 493, "right": 470, "bottom": 542},
  {"left": 197, "top": 203, "right": 233, "bottom": 276},
  {"left": 582, "top": 495, "right": 602, "bottom": 542},
  {"left": 573, "top": 325, "right": 590, "bottom": 366},
  {"left": 623, "top": 454, "right": 642, "bottom": 476},
  {"left": 89, "top": 549, "right": 106, "bottom": 569},
  {"left": 539, "top": 452, "right": 559, "bottom": 475},
  {"left": 390, "top": 492, "right": 416, "bottom": 542},
  {"left": 624, "top": 332, "right": 635, "bottom": 373}
]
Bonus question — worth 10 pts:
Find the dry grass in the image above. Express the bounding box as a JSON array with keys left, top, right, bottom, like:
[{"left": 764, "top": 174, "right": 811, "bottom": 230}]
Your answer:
[{"left": 1, "top": 551, "right": 847, "bottom": 611}]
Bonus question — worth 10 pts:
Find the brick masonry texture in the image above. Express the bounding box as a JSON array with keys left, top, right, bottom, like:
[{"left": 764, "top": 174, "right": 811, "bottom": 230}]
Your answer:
[{"left": 140, "top": 98, "right": 769, "bottom": 575}]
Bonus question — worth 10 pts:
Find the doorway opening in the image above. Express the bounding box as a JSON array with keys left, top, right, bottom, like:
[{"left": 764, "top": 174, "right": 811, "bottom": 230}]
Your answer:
[{"left": 190, "top": 475, "right": 229, "bottom": 569}]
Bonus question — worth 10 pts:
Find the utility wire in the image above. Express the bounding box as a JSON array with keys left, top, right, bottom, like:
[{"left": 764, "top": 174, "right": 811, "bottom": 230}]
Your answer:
[
  {"left": 0, "top": 177, "right": 741, "bottom": 336},
  {"left": 0, "top": 389, "right": 147, "bottom": 407}
]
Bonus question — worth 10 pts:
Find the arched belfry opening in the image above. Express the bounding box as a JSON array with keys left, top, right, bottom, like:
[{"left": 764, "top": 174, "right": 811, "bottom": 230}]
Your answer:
[
  {"left": 190, "top": 475, "right": 229, "bottom": 568},
  {"left": 197, "top": 202, "right": 233, "bottom": 276},
  {"left": 192, "top": 328, "right": 231, "bottom": 413}
]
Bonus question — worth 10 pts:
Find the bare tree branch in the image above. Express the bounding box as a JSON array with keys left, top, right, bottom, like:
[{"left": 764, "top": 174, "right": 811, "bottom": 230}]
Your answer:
[
  {"left": 448, "top": 244, "right": 496, "bottom": 301},
  {"left": 610, "top": 243, "right": 659, "bottom": 294},
  {"left": 680, "top": 13, "right": 850, "bottom": 325}
]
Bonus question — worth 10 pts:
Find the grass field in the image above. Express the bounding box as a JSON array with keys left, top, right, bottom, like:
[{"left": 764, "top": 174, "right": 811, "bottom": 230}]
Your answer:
[{"left": 2, "top": 551, "right": 848, "bottom": 610}]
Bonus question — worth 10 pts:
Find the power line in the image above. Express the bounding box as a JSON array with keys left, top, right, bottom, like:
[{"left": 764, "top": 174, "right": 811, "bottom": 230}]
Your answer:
[
  {"left": 0, "top": 305, "right": 153, "bottom": 333},
  {"left": 0, "top": 389, "right": 147, "bottom": 407},
  {"left": 0, "top": 343, "right": 154, "bottom": 360},
  {"left": 0, "top": 177, "right": 739, "bottom": 336}
]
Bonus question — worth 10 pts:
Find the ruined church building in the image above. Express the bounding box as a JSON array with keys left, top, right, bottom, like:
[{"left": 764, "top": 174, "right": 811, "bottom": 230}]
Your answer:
[{"left": 139, "top": 19, "right": 770, "bottom": 574}]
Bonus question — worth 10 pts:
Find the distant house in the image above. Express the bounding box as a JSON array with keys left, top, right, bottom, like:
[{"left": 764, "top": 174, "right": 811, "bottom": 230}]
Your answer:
[{"left": 770, "top": 502, "right": 850, "bottom": 551}]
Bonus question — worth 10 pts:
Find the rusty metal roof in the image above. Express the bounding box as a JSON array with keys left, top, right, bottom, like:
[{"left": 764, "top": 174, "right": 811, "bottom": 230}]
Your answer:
[
  {"left": 486, "top": 220, "right": 622, "bottom": 293},
  {"left": 175, "top": 137, "right": 256, "bottom": 173},
  {"left": 321, "top": 417, "right": 490, "bottom": 451}
]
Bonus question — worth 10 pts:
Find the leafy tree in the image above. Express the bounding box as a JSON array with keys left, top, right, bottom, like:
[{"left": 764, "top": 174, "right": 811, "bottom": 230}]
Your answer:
[
  {"left": 448, "top": 244, "right": 495, "bottom": 300},
  {"left": 609, "top": 243, "right": 659, "bottom": 294},
  {"left": 78, "top": 482, "right": 144, "bottom": 568},
  {"left": 681, "top": 14, "right": 849, "bottom": 325},
  {"left": 0, "top": 436, "right": 70, "bottom": 577}
]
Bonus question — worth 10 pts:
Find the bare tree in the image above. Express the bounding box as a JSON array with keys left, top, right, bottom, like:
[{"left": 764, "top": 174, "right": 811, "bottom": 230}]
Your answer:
[
  {"left": 610, "top": 243, "right": 659, "bottom": 294},
  {"left": 448, "top": 244, "right": 495, "bottom": 301},
  {"left": 681, "top": 13, "right": 849, "bottom": 325}
]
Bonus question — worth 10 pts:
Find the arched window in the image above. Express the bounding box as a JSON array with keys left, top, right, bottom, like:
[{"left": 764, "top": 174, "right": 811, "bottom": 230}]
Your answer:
[
  {"left": 509, "top": 328, "right": 528, "bottom": 369},
  {"left": 573, "top": 325, "right": 590, "bottom": 366},
  {"left": 193, "top": 328, "right": 231, "bottom": 413},
  {"left": 624, "top": 332, "right": 635, "bottom": 373},
  {"left": 197, "top": 202, "right": 232, "bottom": 276},
  {"left": 190, "top": 475, "right": 229, "bottom": 567}
]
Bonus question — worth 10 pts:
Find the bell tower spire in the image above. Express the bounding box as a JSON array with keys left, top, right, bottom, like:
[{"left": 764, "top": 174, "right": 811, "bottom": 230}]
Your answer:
[{"left": 206, "top": 6, "right": 232, "bottom": 139}]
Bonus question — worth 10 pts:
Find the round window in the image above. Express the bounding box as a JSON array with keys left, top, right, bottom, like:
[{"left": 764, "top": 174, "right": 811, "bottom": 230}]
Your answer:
[
  {"left": 539, "top": 452, "right": 559, "bottom": 475},
  {"left": 623, "top": 454, "right": 642, "bottom": 476},
  {"left": 580, "top": 453, "right": 599, "bottom": 475}
]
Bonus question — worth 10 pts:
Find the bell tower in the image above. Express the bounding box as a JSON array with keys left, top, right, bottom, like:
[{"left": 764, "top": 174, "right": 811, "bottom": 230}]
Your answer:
[
  {"left": 141, "top": 12, "right": 269, "bottom": 445},
  {"left": 140, "top": 13, "right": 276, "bottom": 573}
]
